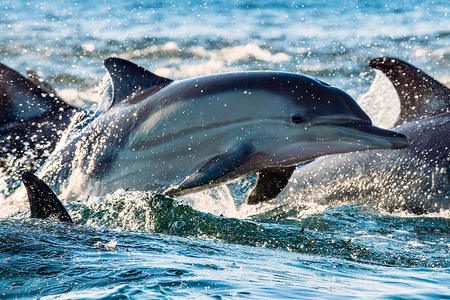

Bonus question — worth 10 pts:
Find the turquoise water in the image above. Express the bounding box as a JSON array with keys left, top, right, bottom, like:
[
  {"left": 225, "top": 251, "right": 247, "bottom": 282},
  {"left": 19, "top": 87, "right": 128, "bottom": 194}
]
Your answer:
[
  {"left": 1, "top": 196, "right": 449, "bottom": 299},
  {"left": 1, "top": 0, "right": 449, "bottom": 299}
]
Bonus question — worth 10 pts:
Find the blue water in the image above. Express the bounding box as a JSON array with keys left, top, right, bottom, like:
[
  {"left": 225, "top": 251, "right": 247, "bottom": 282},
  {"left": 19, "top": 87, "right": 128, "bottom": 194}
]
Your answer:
[{"left": 1, "top": 0, "right": 449, "bottom": 299}]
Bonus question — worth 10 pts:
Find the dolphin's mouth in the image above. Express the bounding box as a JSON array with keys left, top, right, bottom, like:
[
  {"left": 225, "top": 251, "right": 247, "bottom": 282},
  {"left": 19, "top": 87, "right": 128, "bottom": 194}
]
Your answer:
[{"left": 334, "top": 122, "right": 409, "bottom": 149}]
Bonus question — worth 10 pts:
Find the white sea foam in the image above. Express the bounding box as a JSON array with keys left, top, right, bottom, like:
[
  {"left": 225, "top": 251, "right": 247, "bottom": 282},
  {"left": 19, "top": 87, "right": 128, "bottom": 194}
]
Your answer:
[
  {"left": 176, "top": 186, "right": 285, "bottom": 219},
  {"left": 122, "top": 41, "right": 181, "bottom": 59},
  {"left": 177, "top": 183, "right": 328, "bottom": 220},
  {"left": 356, "top": 69, "right": 400, "bottom": 128},
  {"left": 125, "top": 42, "right": 290, "bottom": 64},
  {"left": 0, "top": 176, "right": 7, "bottom": 203},
  {"left": 192, "top": 43, "right": 291, "bottom": 63},
  {"left": 94, "top": 239, "right": 117, "bottom": 250},
  {"left": 386, "top": 208, "right": 450, "bottom": 219},
  {"left": 413, "top": 46, "right": 449, "bottom": 59},
  {"left": 154, "top": 60, "right": 239, "bottom": 78},
  {"left": 57, "top": 87, "right": 103, "bottom": 110},
  {"left": 0, "top": 188, "right": 27, "bottom": 218},
  {"left": 121, "top": 42, "right": 290, "bottom": 79},
  {"left": 81, "top": 43, "right": 95, "bottom": 52}
]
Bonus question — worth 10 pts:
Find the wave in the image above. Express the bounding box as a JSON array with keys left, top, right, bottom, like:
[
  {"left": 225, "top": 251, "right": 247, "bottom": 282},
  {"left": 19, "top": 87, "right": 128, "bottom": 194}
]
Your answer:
[
  {"left": 117, "top": 42, "right": 291, "bottom": 78},
  {"left": 3, "top": 189, "right": 446, "bottom": 268}
]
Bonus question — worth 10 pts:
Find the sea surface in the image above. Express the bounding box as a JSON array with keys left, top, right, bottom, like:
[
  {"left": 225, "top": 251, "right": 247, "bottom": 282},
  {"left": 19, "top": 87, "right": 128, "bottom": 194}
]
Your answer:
[{"left": 0, "top": 0, "right": 449, "bottom": 299}]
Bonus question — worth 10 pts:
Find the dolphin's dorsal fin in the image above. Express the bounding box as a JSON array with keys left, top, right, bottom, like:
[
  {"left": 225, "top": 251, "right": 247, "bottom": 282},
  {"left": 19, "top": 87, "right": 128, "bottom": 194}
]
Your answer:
[
  {"left": 103, "top": 57, "right": 173, "bottom": 106},
  {"left": 0, "top": 62, "right": 73, "bottom": 126},
  {"left": 246, "top": 166, "right": 296, "bottom": 204},
  {"left": 22, "top": 172, "right": 73, "bottom": 223},
  {"left": 369, "top": 57, "right": 450, "bottom": 125}
]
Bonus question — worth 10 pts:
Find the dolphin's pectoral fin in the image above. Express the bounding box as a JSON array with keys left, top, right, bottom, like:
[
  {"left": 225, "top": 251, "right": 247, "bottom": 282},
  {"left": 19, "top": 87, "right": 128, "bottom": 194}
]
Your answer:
[
  {"left": 22, "top": 172, "right": 73, "bottom": 223},
  {"left": 246, "top": 166, "right": 296, "bottom": 205},
  {"left": 169, "top": 143, "right": 257, "bottom": 196},
  {"left": 103, "top": 57, "right": 173, "bottom": 106},
  {"left": 0, "top": 62, "right": 74, "bottom": 126},
  {"left": 369, "top": 56, "right": 450, "bottom": 125}
]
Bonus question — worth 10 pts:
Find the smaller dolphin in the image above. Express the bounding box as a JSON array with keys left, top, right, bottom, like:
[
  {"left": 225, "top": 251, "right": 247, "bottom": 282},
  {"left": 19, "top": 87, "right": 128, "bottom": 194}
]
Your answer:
[
  {"left": 270, "top": 57, "right": 449, "bottom": 213},
  {"left": 22, "top": 172, "right": 73, "bottom": 223},
  {"left": 0, "top": 63, "right": 77, "bottom": 192},
  {"left": 369, "top": 56, "right": 449, "bottom": 125}
]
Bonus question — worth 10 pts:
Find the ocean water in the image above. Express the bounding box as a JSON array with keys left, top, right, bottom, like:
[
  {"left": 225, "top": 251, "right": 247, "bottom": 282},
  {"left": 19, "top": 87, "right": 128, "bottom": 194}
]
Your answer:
[{"left": 1, "top": 0, "right": 449, "bottom": 299}]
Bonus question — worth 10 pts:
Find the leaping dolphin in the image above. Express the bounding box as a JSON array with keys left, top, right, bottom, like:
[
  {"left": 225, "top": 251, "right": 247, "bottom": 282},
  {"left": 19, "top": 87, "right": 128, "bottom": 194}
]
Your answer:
[
  {"left": 0, "top": 63, "right": 77, "bottom": 193},
  {"left": 36, "top": 57, "right": 407, "bottom": 201},
  {"left": 269, "top": 57, "right": 449, "bottom": 214}
]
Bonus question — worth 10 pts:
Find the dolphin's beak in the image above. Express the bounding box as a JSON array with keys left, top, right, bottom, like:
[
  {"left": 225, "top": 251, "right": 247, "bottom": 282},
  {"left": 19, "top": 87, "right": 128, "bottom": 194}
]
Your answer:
[{"left": 334, "top": 122, "right": 408, "bottom": 149}]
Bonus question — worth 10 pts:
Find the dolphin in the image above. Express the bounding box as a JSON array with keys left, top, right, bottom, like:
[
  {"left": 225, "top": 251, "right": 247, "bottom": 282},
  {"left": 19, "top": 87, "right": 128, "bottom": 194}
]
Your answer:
[
  {"left": 0, "top": 63, "right": 77, "bottom": 193},
  {"left": 22, "top": 172, "right": 73, "bottom": 223},
  {"left": 270, "top": 57, "right": 449, "bottom": 214},
  {"left": 36, "top": 57, "right": 407, "bottom": 201}
]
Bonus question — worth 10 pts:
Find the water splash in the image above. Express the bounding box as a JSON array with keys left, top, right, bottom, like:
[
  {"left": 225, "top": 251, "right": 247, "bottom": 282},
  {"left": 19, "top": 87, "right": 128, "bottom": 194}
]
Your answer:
[{"left": 356, "top": 69, "right": 400, "bottom": 128}]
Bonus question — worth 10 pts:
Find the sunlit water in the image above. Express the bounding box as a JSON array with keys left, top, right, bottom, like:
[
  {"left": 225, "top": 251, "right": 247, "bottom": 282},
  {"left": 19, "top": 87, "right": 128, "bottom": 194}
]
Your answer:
[{"left": 1, "top": 0, "right": 449, "bottom": 298}]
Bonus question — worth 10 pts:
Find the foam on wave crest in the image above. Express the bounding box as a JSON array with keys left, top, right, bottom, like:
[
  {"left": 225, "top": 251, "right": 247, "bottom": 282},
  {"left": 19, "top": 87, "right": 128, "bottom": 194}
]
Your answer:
[
  {"left": 122, "top": 42, "right": 290, "bottom": 64},
  {"left": 356, "top": 69, "right": 400, "bottom": 128},
  {"left": 119, "top": 42, "right": 290, "bottom": 78}
]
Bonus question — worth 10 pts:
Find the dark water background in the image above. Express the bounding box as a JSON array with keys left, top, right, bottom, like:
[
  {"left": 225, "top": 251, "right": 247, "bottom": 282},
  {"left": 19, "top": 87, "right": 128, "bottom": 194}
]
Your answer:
[{"left": 0, "top": 0, "right": 449, "bottom": 298}]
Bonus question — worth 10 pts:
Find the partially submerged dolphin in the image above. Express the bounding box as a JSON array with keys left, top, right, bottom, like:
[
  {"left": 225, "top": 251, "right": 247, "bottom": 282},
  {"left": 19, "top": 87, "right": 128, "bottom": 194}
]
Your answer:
[
  {"left": 38, "top": 57, "right": 407, "bottom": 201},
  {"left": 272, "top": 57, "right": 449, "bottom": 213},
  {"left": 369, "top": 56, "right": 449, "bottom": 125},
  {"left": 0, "top": 63, "right": 76, "bottom": 192}
]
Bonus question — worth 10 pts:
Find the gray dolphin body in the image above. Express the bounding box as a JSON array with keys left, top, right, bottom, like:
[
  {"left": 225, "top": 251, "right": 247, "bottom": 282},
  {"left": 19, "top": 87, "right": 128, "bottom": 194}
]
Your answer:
[
  {"left": 274, "top": 57, "right": 449, "bottom": 214},
  {"left": 39, "top": 57, "right": 407, "bottom": 200},
  {"left": 0, "top": 63, "right": 76, "bottom": 192}
]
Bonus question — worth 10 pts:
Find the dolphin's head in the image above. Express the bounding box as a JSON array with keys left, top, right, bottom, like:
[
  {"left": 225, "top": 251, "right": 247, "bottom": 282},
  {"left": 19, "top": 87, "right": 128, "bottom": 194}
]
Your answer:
[{"left": 244, "top": 73, "right": 409, "bottom": 166}]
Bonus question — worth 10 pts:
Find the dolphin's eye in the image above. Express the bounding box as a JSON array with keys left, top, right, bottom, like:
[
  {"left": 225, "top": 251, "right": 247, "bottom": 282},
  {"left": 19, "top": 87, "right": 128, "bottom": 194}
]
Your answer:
[{"left": 291, "top": 114, "right": 305, "bottom": 124}]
